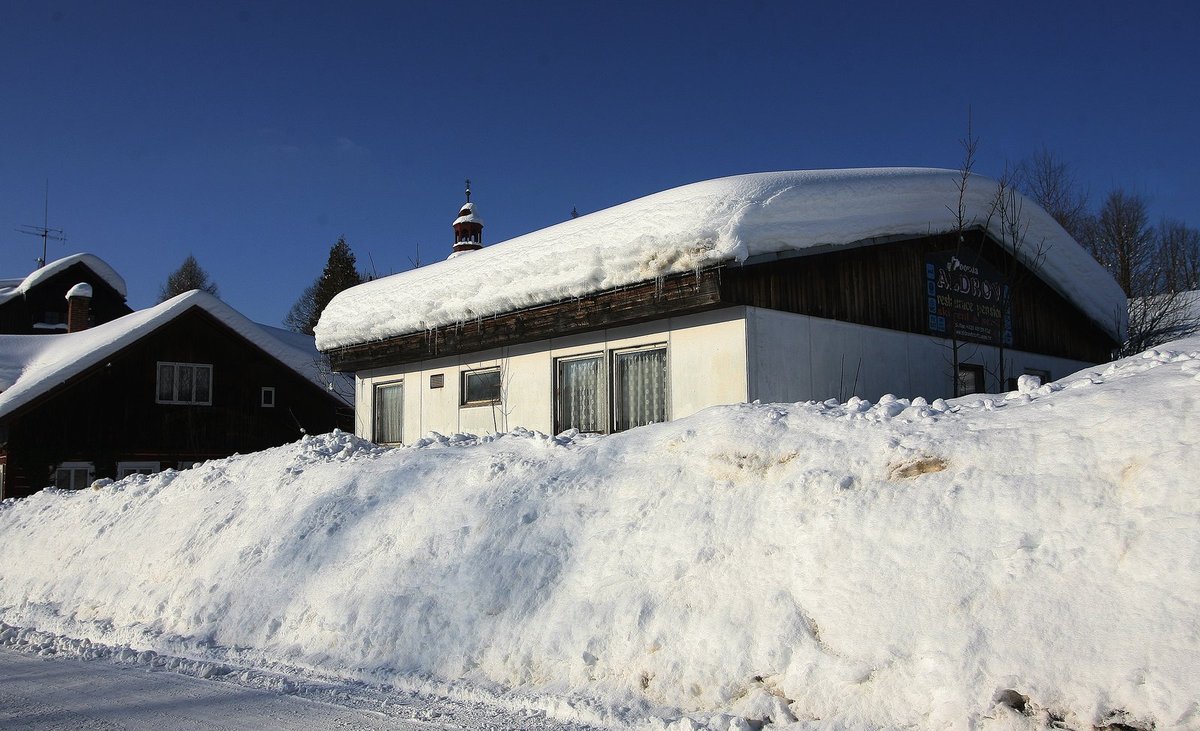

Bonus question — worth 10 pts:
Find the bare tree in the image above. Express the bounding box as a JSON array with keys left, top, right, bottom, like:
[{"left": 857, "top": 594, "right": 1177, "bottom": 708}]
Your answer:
[
  {"left": 1017, "top": 148, "right": 1091, "bottom": 244},
  {"left": 1156, "top": 218, "right": 1200, "bottom": 293},
  {"left": 1091, "top": 189, "right": 1156, "bottom": 299}
]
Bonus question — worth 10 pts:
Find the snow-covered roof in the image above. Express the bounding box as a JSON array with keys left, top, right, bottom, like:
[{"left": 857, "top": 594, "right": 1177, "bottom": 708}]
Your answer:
[
  {"left": 0, "top": 253, "right": 127, "bottom": 306},
  {"left": 0, "top": 291, "right": 335, "bottom": 419},
  {"left": 453, "top": 201, "right": 483, "bottom": 226},
  {"left": 315, "top": 168, "right": 1128, "bottom": 351}
]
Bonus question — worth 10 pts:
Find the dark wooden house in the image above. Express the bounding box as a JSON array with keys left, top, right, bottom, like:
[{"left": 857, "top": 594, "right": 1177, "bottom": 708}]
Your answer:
[
  {"left": 0, "top": 291, "right": 350, "bottom": 499},
  {"left": 0, "top": 253, "right": 131, "bottom": 334},
  {"left": 315, "top": 169, "right": 1127, "bottom": 443}
]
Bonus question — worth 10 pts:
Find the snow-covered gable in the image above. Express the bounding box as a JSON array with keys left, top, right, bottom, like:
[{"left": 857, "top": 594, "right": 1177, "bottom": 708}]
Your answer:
[
  {"left": 0, "top": 253, "right": 127, "bottom": 306},
  {"left": 316, "top": 168, "right": 1128, "bottom": 351},
  {"left": 0, "top": 291, "right": 335, "bottom": 420}
]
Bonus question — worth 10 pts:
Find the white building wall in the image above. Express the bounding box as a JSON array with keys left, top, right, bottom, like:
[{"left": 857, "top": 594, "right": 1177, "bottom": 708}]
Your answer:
[
  {"left": 745, "top": 306, "right": 1096, "bottom": 403},
  {"left": 354, "top": 308, "right": 748, "bottom": 443}
]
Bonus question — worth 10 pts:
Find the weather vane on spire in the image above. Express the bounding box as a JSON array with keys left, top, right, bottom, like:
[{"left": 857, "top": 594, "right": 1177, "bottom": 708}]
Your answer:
[{"left": 465, "top": 178, "right": 471, "bottom": 203}]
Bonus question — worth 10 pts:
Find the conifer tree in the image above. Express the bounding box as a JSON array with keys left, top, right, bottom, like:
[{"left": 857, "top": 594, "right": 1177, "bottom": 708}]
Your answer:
[
  {"left": 159, "top": 254, "right": 219, "bottom": 302},
  {"left": 285, "top": 237, "right": 364, "bottom": 335}
]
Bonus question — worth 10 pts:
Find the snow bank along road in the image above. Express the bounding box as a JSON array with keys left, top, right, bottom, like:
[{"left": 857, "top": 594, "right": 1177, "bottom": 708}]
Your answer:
[{"left": 1, "top": 337, "right": 1198, "bottom": 730}]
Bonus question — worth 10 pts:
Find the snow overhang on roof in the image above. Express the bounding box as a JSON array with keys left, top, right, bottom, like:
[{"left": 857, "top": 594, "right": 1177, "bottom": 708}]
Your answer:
[
  {"left": 0, "top": 291, "right": 336, "bottom": 420},
  {"left": 315, "top": 168, "right": 1129, "bottom": 351},
  {"left": 0, "top": 253, "right": 128, "bottom": 306}
]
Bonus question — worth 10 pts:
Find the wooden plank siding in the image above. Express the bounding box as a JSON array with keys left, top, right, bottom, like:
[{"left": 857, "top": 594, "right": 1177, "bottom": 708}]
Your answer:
[
  {"left": 0, "top": 261, "right": 131, "bottom": 334},
  {"left": 327, "top": 230, "right": 1119, "bottom": 372}
]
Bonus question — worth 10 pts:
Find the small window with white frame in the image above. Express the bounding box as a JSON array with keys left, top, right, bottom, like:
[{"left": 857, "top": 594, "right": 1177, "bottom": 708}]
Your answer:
[
  {"left": 461, "top": 367, "right": 501, "bottom": 406},
  {"left": 373, "top": 381, "right": 404, "bottom": 445},
  {"left": 157, "top": 362, "right": 213, "bottom": 405},
  {"left": 54, "top": 461, "right": 94, "bottom": 490},
  {"left": 117, "top": 461, "right": 160, "bottom": 479},
  {"left": 261, "top": 386, "right": 276, "bottom": 408},
  {"left": 611, "top": 345, "right": 668, "bottom": 432}
]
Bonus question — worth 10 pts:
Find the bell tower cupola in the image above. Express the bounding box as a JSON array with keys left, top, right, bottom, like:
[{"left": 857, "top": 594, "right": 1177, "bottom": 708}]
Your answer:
[{"left": 452, "top": 179, "right": 484, "bottom": 254}]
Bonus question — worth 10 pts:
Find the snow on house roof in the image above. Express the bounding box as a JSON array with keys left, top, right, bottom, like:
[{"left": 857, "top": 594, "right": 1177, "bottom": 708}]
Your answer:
[
  {"left": 0, "top": 253, "right": 127, "bottom": 306},
  {"left": 0, "top": 291, "right": 334, "bottom": 420},
  {"left": 315, "top": 168, "right": 1129, "bottom": 351}
]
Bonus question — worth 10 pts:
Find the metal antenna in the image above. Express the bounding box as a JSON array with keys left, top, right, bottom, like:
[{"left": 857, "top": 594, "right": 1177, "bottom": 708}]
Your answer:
[{"left": 16, "top": 180, "right": 66, "bottom": 269}]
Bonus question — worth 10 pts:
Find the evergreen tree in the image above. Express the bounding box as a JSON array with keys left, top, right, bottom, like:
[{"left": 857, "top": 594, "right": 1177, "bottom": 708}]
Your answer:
[
  {"left": 286, "top": 237, "right": 364, "bottom": 335},
  {"left": 159, "top": 254, "right": 219, "bottom": 302}
]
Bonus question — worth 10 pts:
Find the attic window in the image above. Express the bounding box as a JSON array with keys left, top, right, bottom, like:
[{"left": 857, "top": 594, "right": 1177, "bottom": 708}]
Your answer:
[
  {"left": 261, "top": 387, "right": 276, "bottom": 407},
  {"left": 157, "top": 362, "right": 213, "bottom": 405}
]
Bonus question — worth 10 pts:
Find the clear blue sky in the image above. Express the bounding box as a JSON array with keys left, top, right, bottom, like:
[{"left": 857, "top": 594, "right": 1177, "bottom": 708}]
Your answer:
[{"left": 2, "top": 1, "right": 1198, "bottom": 326}]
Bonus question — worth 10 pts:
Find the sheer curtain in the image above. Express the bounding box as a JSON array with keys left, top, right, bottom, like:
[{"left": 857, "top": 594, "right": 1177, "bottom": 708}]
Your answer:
[
  {"left": 614, "top": 348, "right": 667, "bottom": 431},
  {"left": 558, "top": 356, "right": 602, "bottom": 432},
  {"left": 373, "top": 383, "right": 403, "bottom": 444}
]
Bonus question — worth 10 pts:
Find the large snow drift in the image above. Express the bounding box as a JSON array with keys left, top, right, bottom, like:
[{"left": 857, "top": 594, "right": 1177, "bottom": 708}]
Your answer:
[
  {"left": 2, "top": 339, "right": 1198, "bottom": 730},
  {"left": 316, "top": 168, "right": 1126, "bottom": 350}
]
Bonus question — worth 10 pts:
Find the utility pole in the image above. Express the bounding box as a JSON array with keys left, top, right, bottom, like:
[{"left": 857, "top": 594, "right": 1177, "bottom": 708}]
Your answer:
[{"left": 16, "top": 180, "right": 66, "bottom": 269}]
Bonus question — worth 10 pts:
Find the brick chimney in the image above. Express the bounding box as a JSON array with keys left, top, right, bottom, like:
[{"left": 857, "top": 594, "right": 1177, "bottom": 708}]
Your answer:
[{"left": 65, "top": 282, "right": 93, "bottom": 333}]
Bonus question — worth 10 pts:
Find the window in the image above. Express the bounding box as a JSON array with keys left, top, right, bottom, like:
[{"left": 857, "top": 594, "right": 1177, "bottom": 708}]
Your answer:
[
  {"left": 956, "top": 363, "right": 986, "bottom": 397},
  {"left": 556, "top": 354, "right": 604, "bottom": 433},
  {"left": 612, "top": 346, "right": 668, "bottom": 432},
  {"left": 461, "top": 368, "right": 501, "bottom": 406},
  {"left": 261, "top": 387, "right": 276, "bottom": 408},
  {"left": 54, "top": 462, "right": 94, "bottom": 490},
  {"left": 117, "top": 461, "right": 160, "bottom": 479},
  {"left": 373, "top": 382, "right": 404, "bottom": 444},
  {"left": 157, "top": 362, "right": 213, "bottom": 405}
]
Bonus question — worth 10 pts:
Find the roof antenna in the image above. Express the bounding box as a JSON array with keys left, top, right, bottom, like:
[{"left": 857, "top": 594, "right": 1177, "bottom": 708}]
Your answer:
[
  {"left": 465, "top": 178, "right": 472, "bottom": 203},
  {"left": 16, "top": 179, "right": 66, "bottom": 269}
]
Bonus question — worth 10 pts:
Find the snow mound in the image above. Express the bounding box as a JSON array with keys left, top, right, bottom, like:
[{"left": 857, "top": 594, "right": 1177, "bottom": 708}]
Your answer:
[
  {"left": 2, "top": 340, "right": 1199, "bottom": 730},
  {"left": 316, "top": 168, "right": 1126, "bottom": 350}
]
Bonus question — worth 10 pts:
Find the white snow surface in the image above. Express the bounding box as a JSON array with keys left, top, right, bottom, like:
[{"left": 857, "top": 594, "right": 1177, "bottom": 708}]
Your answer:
[
  {"left": 0, "top": 253, "right": 127, "bottom": 305},
  {"left": 0, "top": 290, "right": 336, "bottom": 419},
  {"left": 2, "top": 338, "right": 1199, "bottom": 730},
  {"left": 316, "top": 168, "right": 1127, "bottom": 351}
]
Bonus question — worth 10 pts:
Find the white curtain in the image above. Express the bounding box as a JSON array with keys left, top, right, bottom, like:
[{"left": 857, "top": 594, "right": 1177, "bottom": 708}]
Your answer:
[
  {"left": 614, "top": 348, "right": 667, "bottom": 431},
  {"left": 558, "top": 357, "right": 602, "bottom": 432},
  {"left": 374, "top": 383, "right": 403, "bottom": 444}
]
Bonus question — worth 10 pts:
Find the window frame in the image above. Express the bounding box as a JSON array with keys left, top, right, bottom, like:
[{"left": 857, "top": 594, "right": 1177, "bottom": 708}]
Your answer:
[
  {"left": 261, "top": 386, "right": 276, "bottom": 408},
  {"left": 554, "top": 352, "right": 606, "bottom": 434},
  {"left": 373, "top": 380, "right": 404, "bottom": 445},
  {"left": 117, "top": 461, "right": 160, "bottom": 479},
  {"left": 610, "top": 344, "right": 669, "bottom": 433},
  {"left": 956, "top": 363, "right": 986, "bottom": 397},
  {"left": 460, "top": 367, "right": 502, "bottom": 407},
  {"left": 54, "top": 461, "right": 95, "bottom": 490},
  {"left": 156, "top": 361, "right": 213, "bottom": 405}
]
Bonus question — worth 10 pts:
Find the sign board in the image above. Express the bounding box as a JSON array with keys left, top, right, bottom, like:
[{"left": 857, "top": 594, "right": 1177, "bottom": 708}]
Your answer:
[{"left": 925, "top": 251, "right": 1012, "bottom": 346}]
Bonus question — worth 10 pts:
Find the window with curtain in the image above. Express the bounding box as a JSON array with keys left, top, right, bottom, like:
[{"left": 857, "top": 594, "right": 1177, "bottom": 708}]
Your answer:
[
  {"left": 556, "top": 355, "right": 603, "bottom": 433},
  {"left": 461, "top": 368, "right": 501, "bottom": 405},
  {"left": 373, "top": 382, "right": 404, "bottom": 444},
  {"left": 613, "top": 347, "right": 667, "bottom": 432},
  {"left": 156, "top": 362, "right": 212, "bottom": 405}
]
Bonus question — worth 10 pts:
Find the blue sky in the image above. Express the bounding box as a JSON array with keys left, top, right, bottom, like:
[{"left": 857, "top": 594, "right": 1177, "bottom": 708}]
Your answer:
[{"left": 2, "top": 1, "right": 1198, "bottom": 326}]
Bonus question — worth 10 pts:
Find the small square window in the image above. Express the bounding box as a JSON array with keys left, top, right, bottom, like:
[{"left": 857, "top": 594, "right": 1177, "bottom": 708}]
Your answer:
[
  {"left": 261, "top": 387, "right": 276, "bottom": 407},
  {"left": 956, "top": 363, "right": 985, "bottom": 397},
  {"left": 461, "top": 368, "right": 501, "bottom": 406}
]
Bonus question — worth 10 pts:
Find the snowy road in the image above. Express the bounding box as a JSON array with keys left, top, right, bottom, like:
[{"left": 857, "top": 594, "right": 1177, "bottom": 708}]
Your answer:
[{"left": 0, "top": 648, "right": 429, "bottom": 730}]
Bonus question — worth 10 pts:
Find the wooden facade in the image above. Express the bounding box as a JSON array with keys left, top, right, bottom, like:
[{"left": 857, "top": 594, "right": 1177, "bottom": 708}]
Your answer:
[
  {"left": 0, "top": 307, "right": 350, "bottom": 499},
  {"left": 0, "top": 261, "right": 131, "bottom": 334},
  {"left": 327, "top": 229, "right": 1118, "bottom": 372}
]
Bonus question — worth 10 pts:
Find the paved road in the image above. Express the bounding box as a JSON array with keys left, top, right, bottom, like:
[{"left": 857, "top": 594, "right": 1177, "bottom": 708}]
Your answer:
[{"left": 0, "top": 649, "right": 430, "bottom": 730}]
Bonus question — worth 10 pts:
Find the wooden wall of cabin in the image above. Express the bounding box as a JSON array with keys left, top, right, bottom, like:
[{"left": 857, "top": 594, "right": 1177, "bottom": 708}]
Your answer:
[
  {"left": 0, "top": 308, "right": 349, "bottom": 498},
  {"left": 718, "top": 231, "right": 1118, "bottom": 364},
  {"left": 0, "top": 262, "right": 131, "bottom": 334}
]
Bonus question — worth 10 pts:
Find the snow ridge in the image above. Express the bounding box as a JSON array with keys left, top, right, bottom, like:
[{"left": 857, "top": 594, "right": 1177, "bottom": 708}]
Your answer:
[{"left": 2, "top": 339, "right": 1199, "bottom": 730}]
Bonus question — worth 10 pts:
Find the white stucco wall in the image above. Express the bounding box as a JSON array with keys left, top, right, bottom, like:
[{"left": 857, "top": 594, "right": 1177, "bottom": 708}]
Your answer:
[
  {"left": 354, "top": 308, "right": 748, "bottom": 443},
  {"left": 744, "top": 307, "right": 1097, "bottom": 403}
]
